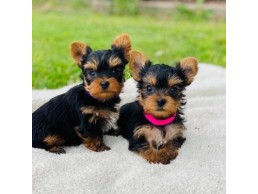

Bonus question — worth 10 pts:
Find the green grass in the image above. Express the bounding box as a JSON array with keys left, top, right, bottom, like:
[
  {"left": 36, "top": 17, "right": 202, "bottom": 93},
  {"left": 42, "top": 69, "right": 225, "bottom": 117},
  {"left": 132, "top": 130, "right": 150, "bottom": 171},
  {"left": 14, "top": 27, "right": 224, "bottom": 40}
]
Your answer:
[{"left": 33, "top": 10, "right": 225, "bottom": 89}]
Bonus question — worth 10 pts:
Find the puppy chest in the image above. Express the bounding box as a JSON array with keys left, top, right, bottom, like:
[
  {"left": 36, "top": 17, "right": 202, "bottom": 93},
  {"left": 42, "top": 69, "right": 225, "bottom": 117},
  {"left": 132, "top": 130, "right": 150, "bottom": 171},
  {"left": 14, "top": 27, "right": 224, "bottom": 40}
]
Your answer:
[
  {"left": 81, "top": 106, "right": 119, "bottom": 131},
  {"left": 135, "top": 124, "right": 185, "bottom": 144}
]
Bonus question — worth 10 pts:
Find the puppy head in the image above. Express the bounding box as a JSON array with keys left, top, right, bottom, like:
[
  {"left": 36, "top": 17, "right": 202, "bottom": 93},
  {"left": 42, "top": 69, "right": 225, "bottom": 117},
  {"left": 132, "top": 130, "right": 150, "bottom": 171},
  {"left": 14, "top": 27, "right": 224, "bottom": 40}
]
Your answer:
[
  {"left": 129, "top": 51, "right": 198, "bottom": 118},
  {"left": 70, "top": 34, "right": 131, "bottom": 101}
]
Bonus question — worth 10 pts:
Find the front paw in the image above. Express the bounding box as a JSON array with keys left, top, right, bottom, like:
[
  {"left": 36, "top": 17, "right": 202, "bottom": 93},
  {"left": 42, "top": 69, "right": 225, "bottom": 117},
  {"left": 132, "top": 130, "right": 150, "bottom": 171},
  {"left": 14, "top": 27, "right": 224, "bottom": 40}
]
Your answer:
[
  {"left": 159, "top": 148, "right": 178, "bottom": 164},
  {"left": 95, "top": 144, "right": 111, "bottom": 152},
  {"left": 75, "top": 126, "right": 111, "bottom": 152},
  {"left": 48, "top": 146, "right": 66, "bottom": 154},
  {"left": 83, "top": 137, "right": 111, "bottom": 152},
  {"left": 138, "top": 147, "right": 178, "bottom": 165}
]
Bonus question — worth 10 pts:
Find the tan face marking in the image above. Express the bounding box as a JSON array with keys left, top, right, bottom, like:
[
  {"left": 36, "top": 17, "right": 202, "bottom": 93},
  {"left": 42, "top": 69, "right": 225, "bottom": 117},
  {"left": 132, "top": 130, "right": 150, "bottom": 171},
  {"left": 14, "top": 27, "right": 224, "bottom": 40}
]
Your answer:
[
  {"left": 142, "top": 74, "right": 157, "bottom": 86},
  {"left": 109, "top": 56, "right": 122, "bottom": 68},
  {"left": 85, "top": 77, "right": 123, "bottom": 101},
  {"left": 168, "top": 76, "right": 183, "bottom": 87},
  {"left": 83, "top": 58, "right": 99, "bottom": 70},
  {"left": 83, "top": 62, "right": 97, "bottom": 70},
  {"left": 139, "top": 94, "right": 179, "bottom": 118}
]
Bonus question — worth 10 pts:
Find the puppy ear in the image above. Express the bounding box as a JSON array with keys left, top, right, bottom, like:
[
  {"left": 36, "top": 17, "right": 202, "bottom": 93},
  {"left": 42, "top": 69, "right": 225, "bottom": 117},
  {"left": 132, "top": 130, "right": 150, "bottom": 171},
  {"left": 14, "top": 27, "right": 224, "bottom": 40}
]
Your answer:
[
  {"left": 178, "top": 57, "right": 198, "bottom": 85},
  {"left": 111, "top": 34, "right": 131, "bottom": 61},
  {"left": 129, "top": 50, "right": 149, "bottom": 81},
  {"left": 70, "top": 42, "right": 92, "bottom": 67}
]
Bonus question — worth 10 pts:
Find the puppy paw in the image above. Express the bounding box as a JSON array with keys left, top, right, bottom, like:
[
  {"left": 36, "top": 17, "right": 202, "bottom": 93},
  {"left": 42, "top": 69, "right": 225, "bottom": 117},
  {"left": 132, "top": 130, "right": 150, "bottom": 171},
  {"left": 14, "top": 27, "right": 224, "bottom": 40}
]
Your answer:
[
  {"left": 160, "top": 149, "right": 178, "bottom": 163},
  {"left": 48, "top": 146, "right": 66, "bottom": 154},
  {"left": 95, "top": 144, "right": 111, "bottom": 152},
  {"left": 82, "top": 137, "right": 111, "bottom": 152},
  {"left": 138, "top": 146, "right": 178, "bottom": 165}
]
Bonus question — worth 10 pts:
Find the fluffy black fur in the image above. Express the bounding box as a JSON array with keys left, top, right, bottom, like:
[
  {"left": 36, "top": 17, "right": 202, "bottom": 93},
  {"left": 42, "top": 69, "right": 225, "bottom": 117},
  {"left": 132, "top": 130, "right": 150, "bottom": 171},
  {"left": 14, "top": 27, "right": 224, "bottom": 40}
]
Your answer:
[
  {"left": 33, "top": 84, "right": 121, "bottom": 149},
  {"left": 117, "top": 52, "right": 198, "bottom": 164},
  {"left": 33, "top": 35, "right": 130, "bottom": 153},
  {"left": 118, "top": 63, "right": 187, "bottom": 152}
]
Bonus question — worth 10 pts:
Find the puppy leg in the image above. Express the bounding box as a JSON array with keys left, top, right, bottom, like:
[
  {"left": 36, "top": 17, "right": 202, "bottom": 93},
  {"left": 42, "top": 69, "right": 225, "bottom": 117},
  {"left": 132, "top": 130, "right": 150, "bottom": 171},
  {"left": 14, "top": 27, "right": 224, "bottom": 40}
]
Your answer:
[
  {"left": 43, "top": 135, "right": 66, "bottom": 154},
  {"left": 75, "top": 126, "right": 110, "bottom": 152},
  {"left": 81, "top": 136, "right": 110, "bottom": 152},
  {"left": 131, "top": 139, "right": 178, "bottom": 164},
  {"left": 158, "top": 143, "right": 179, "bottom": 163}
]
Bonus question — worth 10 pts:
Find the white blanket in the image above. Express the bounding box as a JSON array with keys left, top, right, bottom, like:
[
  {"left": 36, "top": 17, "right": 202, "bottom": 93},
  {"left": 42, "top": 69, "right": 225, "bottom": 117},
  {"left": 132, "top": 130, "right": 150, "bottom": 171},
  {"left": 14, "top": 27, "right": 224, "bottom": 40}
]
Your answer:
[{"left": 32, "top": 64, "right": 226, "bottom": 194}]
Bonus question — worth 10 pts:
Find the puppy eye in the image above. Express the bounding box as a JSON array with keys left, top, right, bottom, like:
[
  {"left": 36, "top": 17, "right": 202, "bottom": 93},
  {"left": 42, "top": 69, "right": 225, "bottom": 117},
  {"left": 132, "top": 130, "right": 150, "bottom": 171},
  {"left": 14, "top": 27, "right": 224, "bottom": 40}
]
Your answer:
[
  {"left": 111, "top": 69, "right": 117, "bottom": 74},
  {"left": 169, "top": 87, "right": 178, "bottom": 95},
  {"left": 89, "top": 70, "right": 96, "bottom": 77},
  {"left": 146, "top": 85, "right": 154, "bottom": 93}
]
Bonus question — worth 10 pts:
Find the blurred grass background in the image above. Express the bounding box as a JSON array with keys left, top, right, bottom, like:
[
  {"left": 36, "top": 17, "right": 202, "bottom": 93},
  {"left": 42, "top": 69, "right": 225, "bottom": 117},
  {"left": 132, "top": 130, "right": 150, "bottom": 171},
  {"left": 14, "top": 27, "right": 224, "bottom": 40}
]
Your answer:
[{"left": 32, "top": 0, "right": 226, "bottom": 89}]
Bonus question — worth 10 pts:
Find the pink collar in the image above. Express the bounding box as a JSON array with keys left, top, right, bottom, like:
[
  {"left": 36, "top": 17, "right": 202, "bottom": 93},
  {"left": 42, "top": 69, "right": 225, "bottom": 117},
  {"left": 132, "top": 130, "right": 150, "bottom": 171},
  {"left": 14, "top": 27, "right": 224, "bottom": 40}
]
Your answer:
[{"left": 144, "top": 113, "right": 176, "bottom": 126}]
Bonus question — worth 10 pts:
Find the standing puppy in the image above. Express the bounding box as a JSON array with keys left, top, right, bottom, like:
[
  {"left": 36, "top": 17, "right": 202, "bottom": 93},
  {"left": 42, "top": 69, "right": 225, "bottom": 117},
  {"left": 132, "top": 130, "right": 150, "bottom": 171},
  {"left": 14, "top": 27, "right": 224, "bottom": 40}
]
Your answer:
[
  {"left": 32, "top": 34, "right": 131, "bottom": 153},
  {"left": 118, "top": 51, "right": 198, "bottom": 164}
]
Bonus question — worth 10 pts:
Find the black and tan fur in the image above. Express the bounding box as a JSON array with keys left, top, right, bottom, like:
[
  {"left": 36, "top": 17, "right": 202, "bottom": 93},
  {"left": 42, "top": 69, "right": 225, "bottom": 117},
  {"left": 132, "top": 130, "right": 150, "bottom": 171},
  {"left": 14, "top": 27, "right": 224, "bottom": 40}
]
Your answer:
[
  {"left": 32, "top": 34, "right": 131, "bottom": 153},
  {"left": 118, "top": 51, "right": 198, "bottom": 164}
]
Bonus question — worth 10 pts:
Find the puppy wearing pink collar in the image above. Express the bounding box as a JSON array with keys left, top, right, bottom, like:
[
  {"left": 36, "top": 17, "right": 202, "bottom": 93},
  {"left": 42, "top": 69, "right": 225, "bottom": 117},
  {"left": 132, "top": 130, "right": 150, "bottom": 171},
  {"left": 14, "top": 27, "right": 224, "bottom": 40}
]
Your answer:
[{"left": 118, "top": 51, "right": 198, "bottom": 164}]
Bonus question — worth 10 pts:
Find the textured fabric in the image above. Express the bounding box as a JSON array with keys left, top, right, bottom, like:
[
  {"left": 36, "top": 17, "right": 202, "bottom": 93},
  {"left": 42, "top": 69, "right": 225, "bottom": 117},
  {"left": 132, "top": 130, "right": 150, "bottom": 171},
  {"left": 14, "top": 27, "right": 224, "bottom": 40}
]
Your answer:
[{"left": 32, "top": 64, "right": 226, "bottom": 194}]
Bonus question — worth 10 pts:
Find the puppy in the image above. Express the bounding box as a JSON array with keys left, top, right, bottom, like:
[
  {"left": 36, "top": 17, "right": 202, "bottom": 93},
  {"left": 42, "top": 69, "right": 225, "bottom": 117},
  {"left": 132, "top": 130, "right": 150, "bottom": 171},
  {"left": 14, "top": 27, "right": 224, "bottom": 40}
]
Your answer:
[
  {"left": 118, "top": 51, "right": 198, "bottom": 164},
  {"left": 32, "top": 34, "right": 131, "bottom": 153}
]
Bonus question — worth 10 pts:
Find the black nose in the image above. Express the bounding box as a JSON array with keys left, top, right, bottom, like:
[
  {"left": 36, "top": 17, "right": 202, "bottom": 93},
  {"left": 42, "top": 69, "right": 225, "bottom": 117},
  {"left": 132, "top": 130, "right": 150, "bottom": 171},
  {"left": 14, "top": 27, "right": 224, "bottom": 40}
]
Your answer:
[
  {"left": 100, "top": 81, "right": 109, "bottom": 89},
  {"left": 157, "top": 98, "right": 166, "bottom": 107}
]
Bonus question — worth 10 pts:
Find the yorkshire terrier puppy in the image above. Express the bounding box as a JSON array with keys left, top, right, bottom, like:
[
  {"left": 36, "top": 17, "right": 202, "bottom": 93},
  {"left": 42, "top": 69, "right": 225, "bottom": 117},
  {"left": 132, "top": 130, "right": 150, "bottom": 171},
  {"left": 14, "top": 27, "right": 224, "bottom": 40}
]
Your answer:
[
  {"left": 32, "top": 34, "right": 131, "bottom": 153},
  {"left": 118, "top": 51, "right": 198, "bottom": 164}
]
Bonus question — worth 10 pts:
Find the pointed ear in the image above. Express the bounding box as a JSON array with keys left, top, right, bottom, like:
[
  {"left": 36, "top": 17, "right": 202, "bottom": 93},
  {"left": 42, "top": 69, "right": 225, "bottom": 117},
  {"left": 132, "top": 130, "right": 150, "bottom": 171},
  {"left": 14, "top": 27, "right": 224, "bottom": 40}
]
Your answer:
[
  {"left": 129, "top": 50, "right": 149, "bottom": 81},
  {"left": 178, "top": 57, "right": 198, "bottom": 85},
  {"left": 111, "top": 34, "right": 131, "bottom": 61},
  {"left": 70, "top": 42, "right": 92, "bottom": 67}
]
